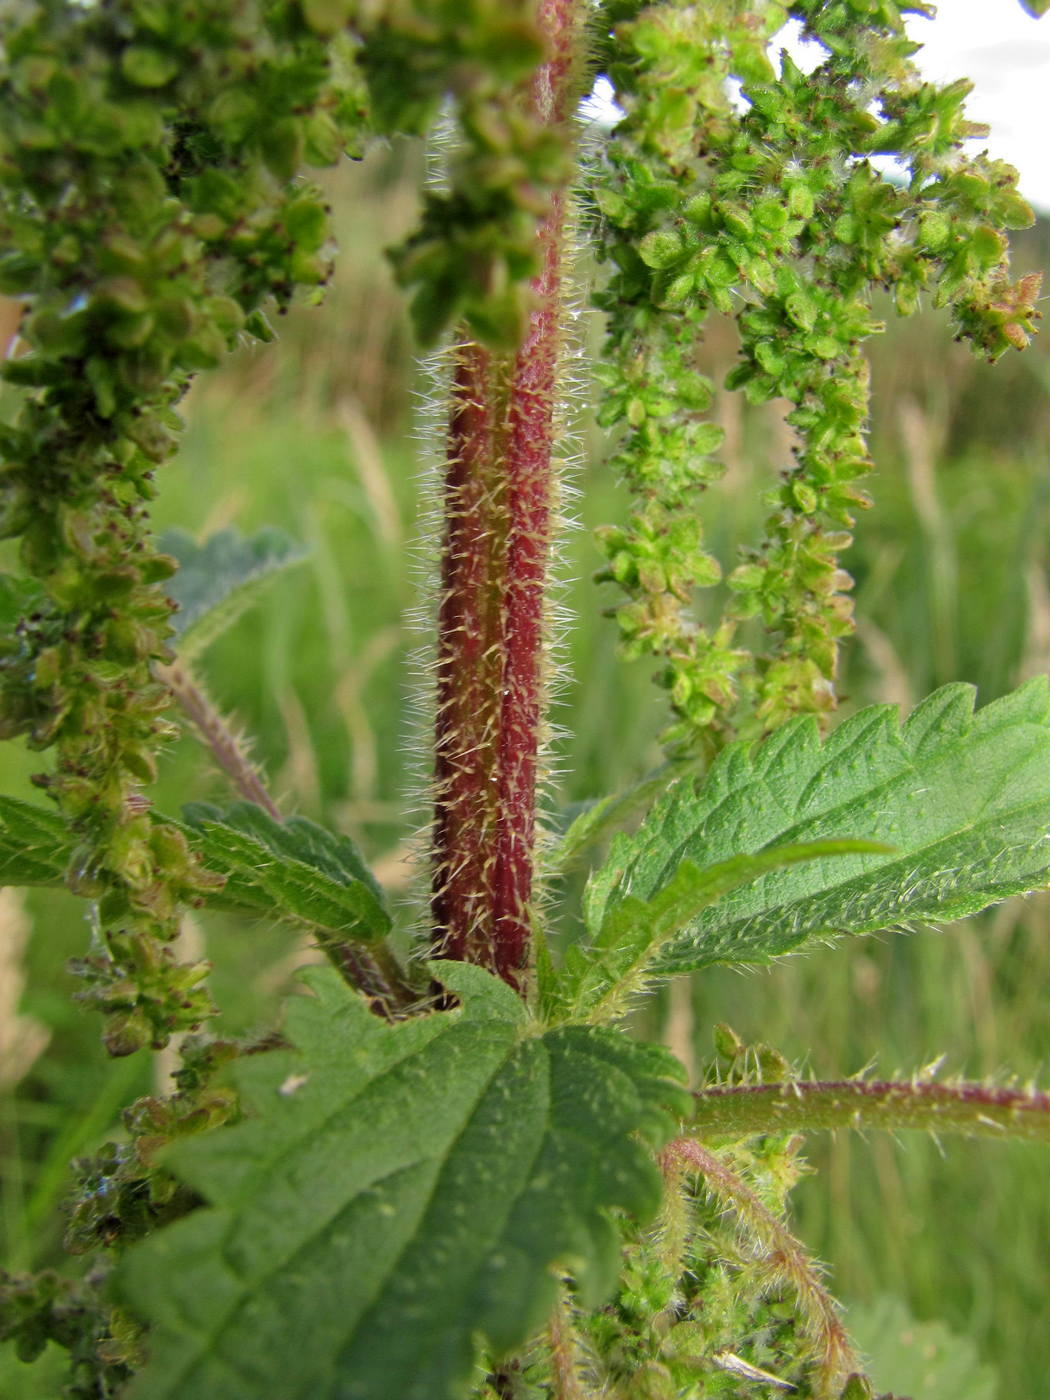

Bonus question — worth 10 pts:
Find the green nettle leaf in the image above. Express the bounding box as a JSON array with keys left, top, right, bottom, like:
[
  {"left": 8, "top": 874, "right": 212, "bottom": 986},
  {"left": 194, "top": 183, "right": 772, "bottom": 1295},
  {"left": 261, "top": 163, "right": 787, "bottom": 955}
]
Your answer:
[
  {"left": 545, "top": 838, "right": 887, "bottom": 1023},
  {"left": 845, "top": 1296, "right": 998, "bottom": 1400},
  {"left": 0, "top": 795, "right": 71, "bottom": 885},
  {"left": 184, "top": 801, "right": 392, "bottom": 944},
  {"left": 586, "top": 679, "right": 1050, "bottom": 976},
  {"left": 118, "top": 963, "right": 690, "bottom": 1400},
  {"left": 0, "top": 796, "right": 391, "bottom": 945},
  {"left": 160, "top": 527, "right": 307, "bottom": 663}
]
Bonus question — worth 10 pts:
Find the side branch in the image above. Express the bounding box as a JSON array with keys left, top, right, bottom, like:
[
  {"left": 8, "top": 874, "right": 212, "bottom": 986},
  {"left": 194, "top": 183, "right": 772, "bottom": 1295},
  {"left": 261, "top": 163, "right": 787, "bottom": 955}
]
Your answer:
[
  {"left": 690, "top": 1079, "right": 1050, "bottom": 1145},
  {"left": 665, "top": 1137, "right": 857, "bottom": 1396},
  {"left": 157, "top": 660, "right": 282, "bottom": 821},
  {"left": 160, "top": 661, "right": 416, "bottom": 1018}
]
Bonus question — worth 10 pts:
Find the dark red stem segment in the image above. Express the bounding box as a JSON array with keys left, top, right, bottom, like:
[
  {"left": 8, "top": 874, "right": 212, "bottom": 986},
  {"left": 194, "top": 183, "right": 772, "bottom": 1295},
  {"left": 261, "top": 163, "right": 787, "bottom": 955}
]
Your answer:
[
  {"left": 491, "top": 191, "right": 564, "bottom": 983},
  {"left": 431, "top": 0, "right": 579, "bottom": 990},
  {"left": 432, "top": 344, "right": 510, "bottom": 974}
]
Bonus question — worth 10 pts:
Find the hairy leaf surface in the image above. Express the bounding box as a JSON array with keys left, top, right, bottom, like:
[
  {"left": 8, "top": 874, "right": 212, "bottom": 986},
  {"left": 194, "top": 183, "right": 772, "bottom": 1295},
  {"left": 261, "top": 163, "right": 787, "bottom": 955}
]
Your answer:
[
  {"left": 183, "top": 801, "right": 391, "bottom": 943},
  {"left": 161, "top": 527, "right": 307, "bottom": 662},
  {"left": 0, "top": 797, "right": 390, "bottom": 944},
  {"left": 119, "top": 963, "right": 689, "bottom": 1400},
  {"left": 545, "top": 839, "right": 885, "bottom": 1022},
  {"left": 0, "top": 795, "right": 69, "bottom": 885},
  {"left": 586, "top": 680, "right": 1050, "bottom": 974}
]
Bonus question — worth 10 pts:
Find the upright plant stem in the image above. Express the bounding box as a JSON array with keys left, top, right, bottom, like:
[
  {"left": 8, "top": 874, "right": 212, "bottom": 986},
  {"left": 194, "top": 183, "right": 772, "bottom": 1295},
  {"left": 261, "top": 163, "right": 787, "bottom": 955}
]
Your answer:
[
  {"left": 431, "top": 0, "right": 580, "bottom": 990},
  {"left": 159, "top": 658, "right": 416, "bottom": 1016},
  {"left": 432, "top": 346, "right": 511, "bottom": 974},
  {"left": 494, "top": 190, "right": 565, "bottom": 980}
]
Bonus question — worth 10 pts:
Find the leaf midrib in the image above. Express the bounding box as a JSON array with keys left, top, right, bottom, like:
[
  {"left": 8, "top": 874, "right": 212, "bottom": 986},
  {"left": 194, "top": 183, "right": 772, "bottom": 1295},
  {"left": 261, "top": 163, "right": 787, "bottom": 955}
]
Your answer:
[
  {"left": 658, "top": 801, "right": 1050, "bottom": 969},
  {"left": 636, "top": 723, "right": 1048, "bottom": 908}
]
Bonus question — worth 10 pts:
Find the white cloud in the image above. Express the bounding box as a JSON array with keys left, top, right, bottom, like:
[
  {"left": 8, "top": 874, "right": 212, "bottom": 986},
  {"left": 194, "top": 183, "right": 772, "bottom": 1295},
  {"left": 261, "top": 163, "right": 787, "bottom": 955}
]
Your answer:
[
  {"left": 907, "top": 2, "right": 1050, "bottom": 210},
  {"left": 584, "top": 6, "right": 1050, "bottom": 212}
]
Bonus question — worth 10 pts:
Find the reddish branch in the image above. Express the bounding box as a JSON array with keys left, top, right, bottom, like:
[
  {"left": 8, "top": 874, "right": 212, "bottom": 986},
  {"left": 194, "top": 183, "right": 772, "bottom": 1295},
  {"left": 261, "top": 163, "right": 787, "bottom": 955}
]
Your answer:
[
  {"left": 158, "top": 660, "right": 417, "bottom": 1017},
  {"left": 431, "top": 0, "right": 580, "bottom": 989},
  {"left": 665, "top": 1137, "right": 857, "bottom": 1394},
  {"left": 157, "top": 659, "right": 283, "bottom": 820}
]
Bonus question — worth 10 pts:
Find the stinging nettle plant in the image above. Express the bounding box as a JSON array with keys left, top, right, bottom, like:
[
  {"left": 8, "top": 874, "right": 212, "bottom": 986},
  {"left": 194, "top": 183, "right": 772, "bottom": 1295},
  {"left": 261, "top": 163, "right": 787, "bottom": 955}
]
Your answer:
[{"left": 0, "top": 0, "right": 1049, "bottom": 1396}]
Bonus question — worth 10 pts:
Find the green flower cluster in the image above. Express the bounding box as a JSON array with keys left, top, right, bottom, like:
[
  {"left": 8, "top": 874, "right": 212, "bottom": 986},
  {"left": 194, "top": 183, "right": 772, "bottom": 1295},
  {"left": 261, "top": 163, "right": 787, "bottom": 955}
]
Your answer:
[
  {"left": 573, "top": 1029, "right": 873, "bottom": 1400},
  {"left": 0, "top": 1264, "right": 144, "bottom": 1398},
  {"left": 592, "top": 0, "right": 1041, "bottom": 746},
  {"left": 0, "top": 0, "right": 367, "bottom": 1054},
  {"left": 582, "top": 1181, "right": 817, "bottom": 1399},
  {"left": 370, "top": 0, "right": 579, "bottom": 345}
]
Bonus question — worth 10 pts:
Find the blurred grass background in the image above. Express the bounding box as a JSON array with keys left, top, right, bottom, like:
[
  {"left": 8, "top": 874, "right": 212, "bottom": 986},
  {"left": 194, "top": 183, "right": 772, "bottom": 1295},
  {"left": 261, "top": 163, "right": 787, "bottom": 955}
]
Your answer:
[{"left": 2, "top": 143, "right": 1049, "bottom": 1397}]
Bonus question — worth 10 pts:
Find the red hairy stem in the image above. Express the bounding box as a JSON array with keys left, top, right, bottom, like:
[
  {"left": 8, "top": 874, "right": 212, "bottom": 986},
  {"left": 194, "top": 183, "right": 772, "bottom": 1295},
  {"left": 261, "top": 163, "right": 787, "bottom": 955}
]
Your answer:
[
  {"left": 492, "top": 193, "right": 564, "bottom": 983},
  {"left": 432, "top": 346, "right": 511, "bottom": 971},
  {"left": 431, "top": 0, "right": 579, "bottom": 989},
  {"left": 665, "top": 1136, "right": 857, "bottom": 1391}
]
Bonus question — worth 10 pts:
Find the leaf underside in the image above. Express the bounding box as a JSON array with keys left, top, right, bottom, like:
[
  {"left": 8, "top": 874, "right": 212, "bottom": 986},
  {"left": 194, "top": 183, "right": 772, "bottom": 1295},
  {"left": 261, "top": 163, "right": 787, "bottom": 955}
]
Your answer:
[
  {"left": 118, "top": 963, "right": 689, "bottom": 1400},
  {"left": 548, "top": 754, "right": 699, "bottom": 873},
  {"left": 160, "top": 526, "right": 306, "bottom": 663},
  {"left": 547, "top": 838, "right": 886, "bottom": 1022},
  {"left": 586, "top": 679, "right": 1050, "bottom": 975}
]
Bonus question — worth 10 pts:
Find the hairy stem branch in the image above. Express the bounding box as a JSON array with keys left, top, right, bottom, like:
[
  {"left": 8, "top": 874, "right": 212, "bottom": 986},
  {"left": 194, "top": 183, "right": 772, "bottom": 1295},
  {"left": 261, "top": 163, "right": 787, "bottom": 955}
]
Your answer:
[
  {"left": 548, "top": 1285, "right": 587, "bottom": 1400},
  {"left": 156, "top": 659, "right": 282, "bottom": 820},
  {"left": 666, "top": 1137, "right": 857, "bottom": 1397},
  {"left": 431, "top": 0, "right": 580, "bottom": 989},
  {"left": 691, "top": 1078, "right": 1050, "bottom": 1144},
  {"left": 323, "top": 937, "right": 419, "bottom": 1022},
  {"left": 159, "top": 659, "right": 416, "bottom": 1017}
]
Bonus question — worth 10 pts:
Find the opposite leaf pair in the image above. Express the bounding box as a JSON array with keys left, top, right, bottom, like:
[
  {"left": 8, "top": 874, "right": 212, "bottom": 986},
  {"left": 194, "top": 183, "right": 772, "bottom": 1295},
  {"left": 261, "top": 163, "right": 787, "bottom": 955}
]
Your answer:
[{"left": 76, "top": 675, "right": 1050, "bottom": 1398}]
